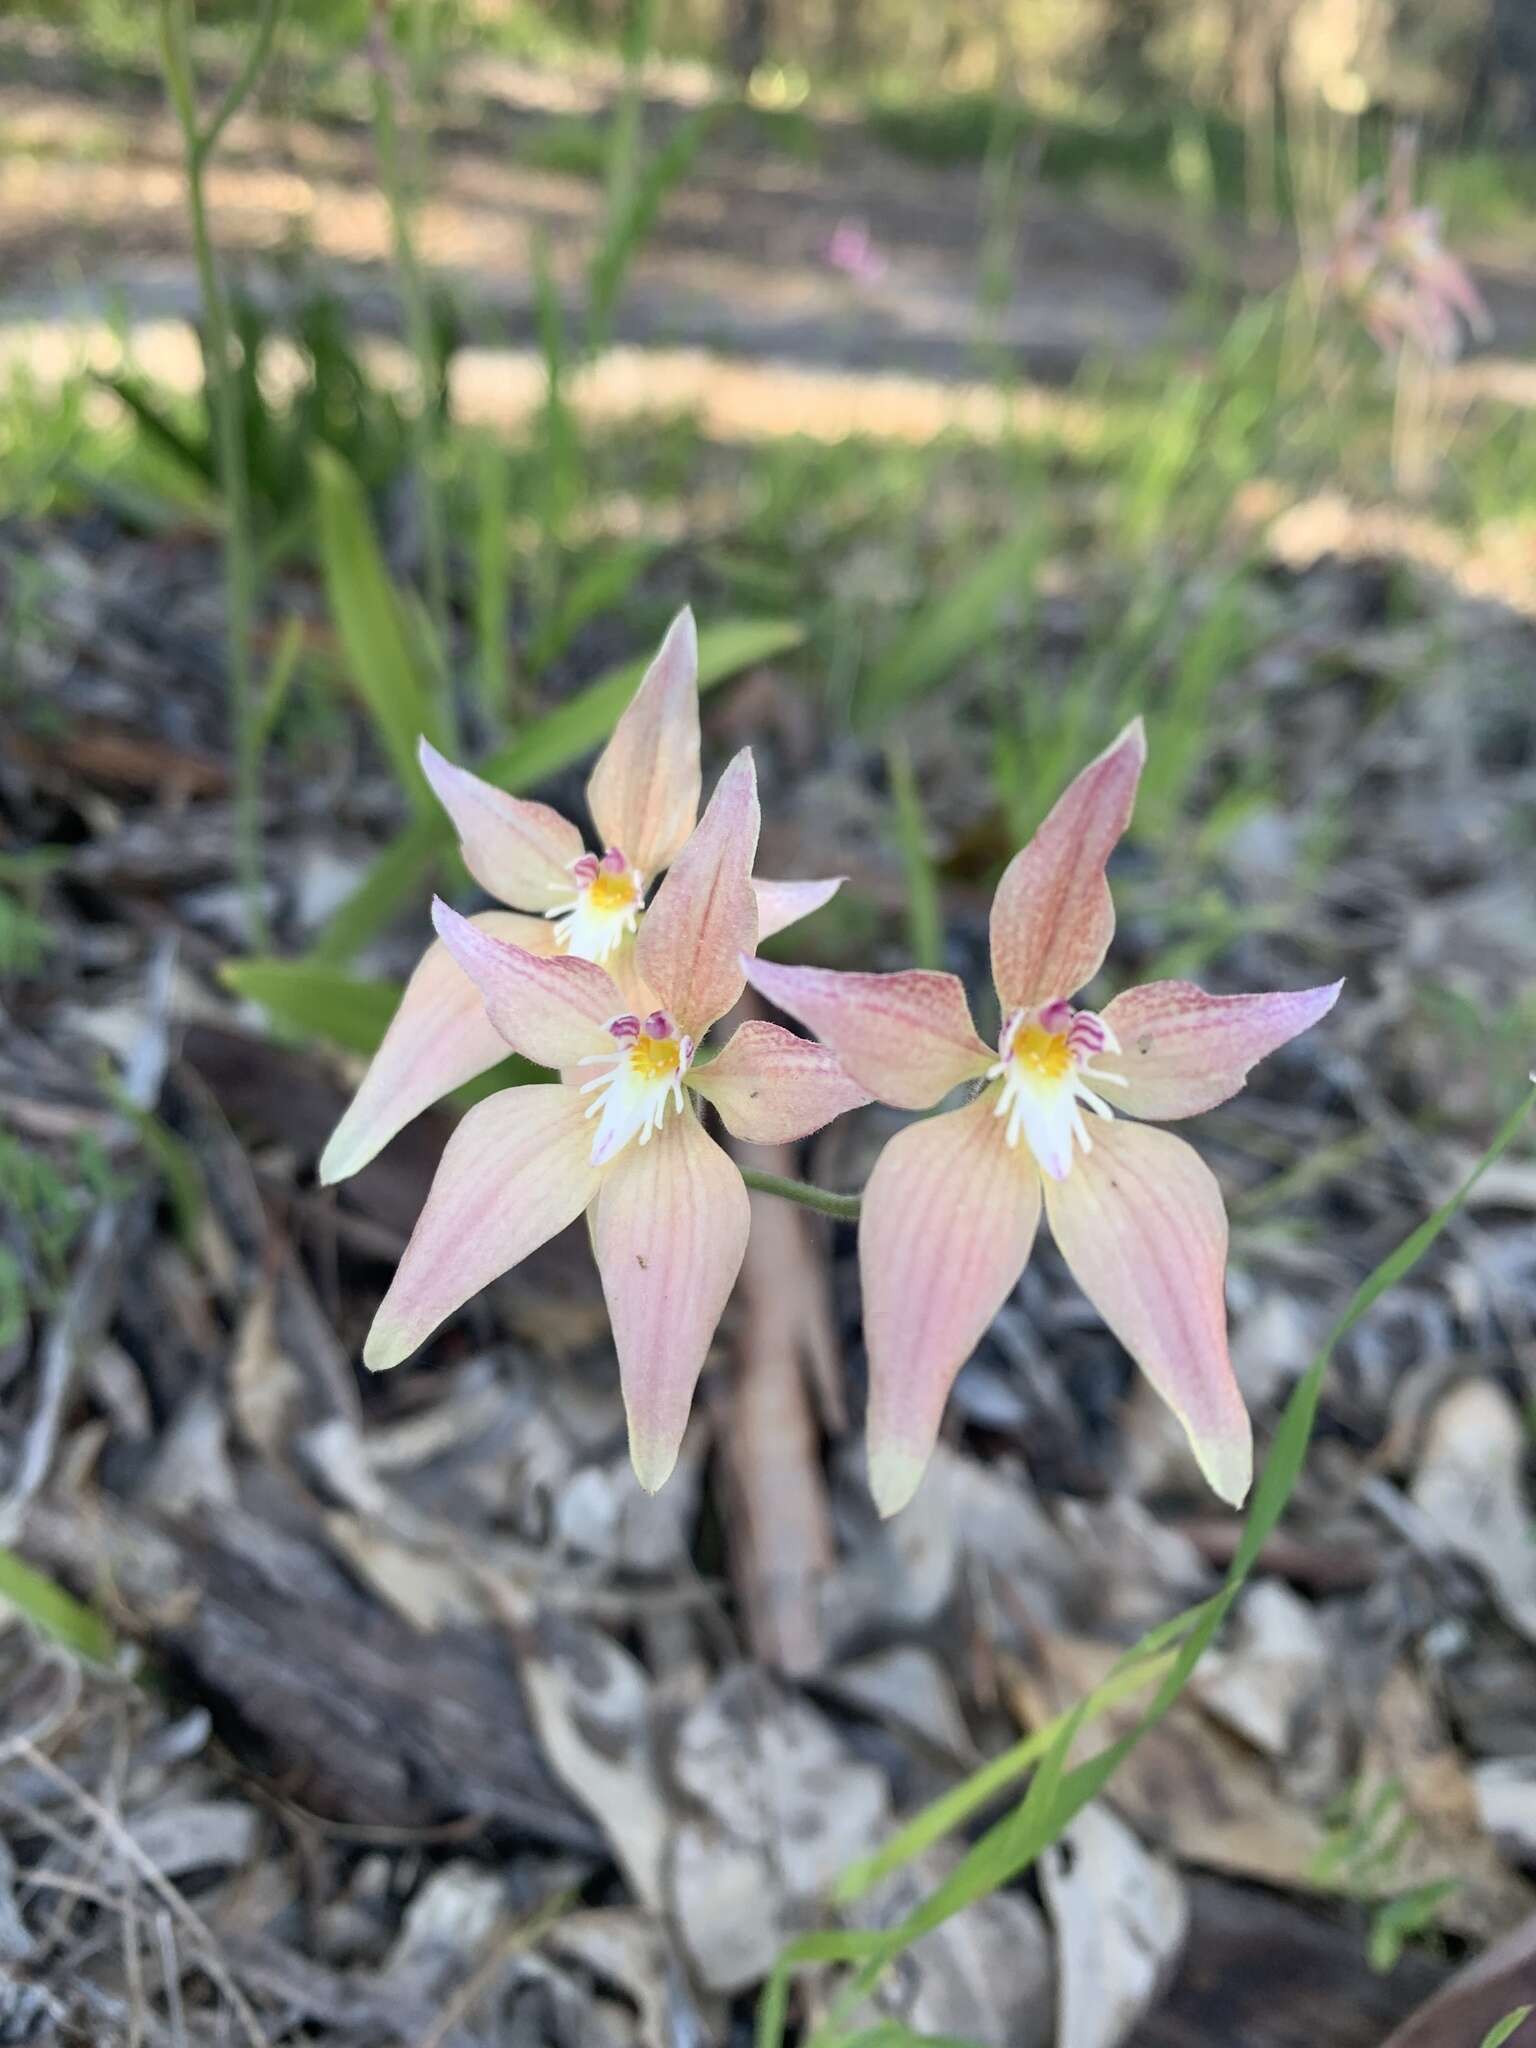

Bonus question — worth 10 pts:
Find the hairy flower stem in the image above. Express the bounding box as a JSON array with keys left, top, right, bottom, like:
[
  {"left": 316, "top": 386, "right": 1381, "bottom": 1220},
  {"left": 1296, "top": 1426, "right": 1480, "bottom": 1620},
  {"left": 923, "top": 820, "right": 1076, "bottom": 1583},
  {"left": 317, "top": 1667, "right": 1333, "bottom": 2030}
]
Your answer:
[
  {"left": 739, "top": 1168, "right": 861, "bottom": 1222},
  {"left": 157, "top": 0, "right": 283, "bottom": 947},
  {"left": 370, "top": 16, "right": 453, "bottom": 719}
]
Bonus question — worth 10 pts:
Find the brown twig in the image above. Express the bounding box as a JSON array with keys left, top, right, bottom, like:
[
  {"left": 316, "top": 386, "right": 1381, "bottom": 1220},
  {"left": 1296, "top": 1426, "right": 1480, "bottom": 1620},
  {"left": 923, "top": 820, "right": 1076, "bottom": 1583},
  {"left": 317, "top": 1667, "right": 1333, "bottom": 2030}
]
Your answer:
[
  {"left": 0, "top": 942, "right": 176, "bottom": 1543},
  {"left": 415, "top": 1887, "right": 577, "bottom": 2048},
  {"left": 719, "top": 1126, "right": 842, "bottom": 1676},
  {"left": 15, "top": 1741, "right": 271, "bottom": 2048}
]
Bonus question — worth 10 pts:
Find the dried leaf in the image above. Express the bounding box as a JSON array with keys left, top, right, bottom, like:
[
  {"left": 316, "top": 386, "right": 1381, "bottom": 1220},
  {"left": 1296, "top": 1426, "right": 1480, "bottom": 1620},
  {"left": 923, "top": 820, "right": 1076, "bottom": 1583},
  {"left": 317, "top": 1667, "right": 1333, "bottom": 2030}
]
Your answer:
[
  {"left": 1042, "top": 1802, "right": 1187, "bottom": 2048},
  {"left": 1412, "top": 1380, "right": 1536, "bottom": 1642},
  {"left": 669, "top": 1669, "right": 889, "bottom": 1991}
]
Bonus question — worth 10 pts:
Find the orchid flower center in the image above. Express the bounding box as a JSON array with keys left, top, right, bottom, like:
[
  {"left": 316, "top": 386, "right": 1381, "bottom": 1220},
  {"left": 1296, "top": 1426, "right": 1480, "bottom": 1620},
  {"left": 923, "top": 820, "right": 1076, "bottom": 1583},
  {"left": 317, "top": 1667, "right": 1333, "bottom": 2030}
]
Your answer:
[
  {"left": 548, "top": 847, "right": 645, "bottom": 964},
  {"left": 986, "top": 998, "right": 1126, "bottom": 1182},
  {"left": 578, "top": 1010, "right": 695, "bottom": 1167}
]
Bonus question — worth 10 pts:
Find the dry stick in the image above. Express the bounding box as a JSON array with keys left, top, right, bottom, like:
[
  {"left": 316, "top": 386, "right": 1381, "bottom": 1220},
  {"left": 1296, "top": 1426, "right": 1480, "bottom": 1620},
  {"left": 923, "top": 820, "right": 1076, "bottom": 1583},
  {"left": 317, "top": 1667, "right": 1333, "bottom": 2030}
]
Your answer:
[
  {"left": 415, "top": 1888, "right": 577, "bottom": 2048},
  {"left": 157, "top": 1911, "right": 188, "bottom": 2048},
  {"left": 18, "top": 1742, "right": 270, "bottom": 2048},
  {"left": 721, "top": 1134, "right": 842, "bottom": 1675},
  {"left": 0, "top": 943, "right": 176, "bottom": 1544}
]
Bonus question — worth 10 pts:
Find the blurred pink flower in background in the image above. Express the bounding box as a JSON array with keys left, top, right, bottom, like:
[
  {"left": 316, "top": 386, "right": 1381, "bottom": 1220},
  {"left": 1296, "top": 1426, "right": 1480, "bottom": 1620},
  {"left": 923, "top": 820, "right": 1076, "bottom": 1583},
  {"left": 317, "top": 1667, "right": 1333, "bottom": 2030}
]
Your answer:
[
  {"left": 1323, "top": 129, "right": 1491, "bottom": 363},
  {"left": 826, "top": 217, "right": 888, "bottom": 285}
]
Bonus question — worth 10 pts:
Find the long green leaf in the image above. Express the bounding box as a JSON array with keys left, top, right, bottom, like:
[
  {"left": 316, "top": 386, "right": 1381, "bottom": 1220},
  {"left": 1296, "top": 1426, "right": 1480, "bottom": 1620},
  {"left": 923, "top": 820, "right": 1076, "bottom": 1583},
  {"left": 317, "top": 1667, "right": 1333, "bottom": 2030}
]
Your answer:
[
  {"left": 222, "top": 959, "right": 404, "bottom": 1054},
  {"left": 311, "top": 616, "right": 806, "bottom": 965},
  {"left": 758, "top": 1086, "right": 1536, "bottom": 2048},
  {"left": 839, "top": 2031, "right": 986, "bottom": 2048},
  {"left": 1483, "top": 2010, "right": 1534, "bottom": 2048},
  {"left": 312, "top": 445, "right": 441, "bottom": 800},
  {"left": 524, "top": 540, "right": 660, "bottom": 679},
  {"left": 832, "top": 1646, "right": 1177, "bottom": 1905},
  {"left": 474, "top": 435, "right": 514, "bottom": 732},
  {"left": 855, "top": 525, "right": 1041, "bottom": 731},
  {"left": 588, "top": 102, "right": 720, "bottom": 353},
  {"left": 0, "top": 1544, "right": 117, "bottom": 1665},
  {"left": 223, "top": 955, "right": 547, "bottom": 1102},
  {"left": 885, "top": 738, "right": 942, "bottom": 971},
  {"left": 94, "top": 369, "right": 216, "bottom": 486}
]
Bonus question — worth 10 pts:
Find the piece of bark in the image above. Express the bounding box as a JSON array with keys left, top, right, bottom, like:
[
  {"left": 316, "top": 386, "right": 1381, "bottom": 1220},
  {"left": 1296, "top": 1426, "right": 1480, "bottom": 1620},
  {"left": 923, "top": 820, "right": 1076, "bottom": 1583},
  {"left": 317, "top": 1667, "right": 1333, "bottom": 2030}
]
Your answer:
[
  {"left": 21, "top": 1472, "right": 601, "bottom": 1854},
  {"left": 181, "top": 1021, "right": 444, "bottom": 1244},
  {"left": 1129, "top": 1876, "right": 1450, "bottom": 2048},
  {"left": 717, "top": 1139, "right": 840, "bottom": 1675}
]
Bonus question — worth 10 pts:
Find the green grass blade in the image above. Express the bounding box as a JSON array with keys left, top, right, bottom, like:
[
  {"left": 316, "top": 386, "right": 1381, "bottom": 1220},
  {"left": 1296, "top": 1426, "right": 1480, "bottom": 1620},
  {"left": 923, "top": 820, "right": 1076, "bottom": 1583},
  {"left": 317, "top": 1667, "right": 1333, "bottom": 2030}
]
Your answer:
[
  {"left": 531, "top": 228, "right": 579, "bottom": 564},
  {"left": 524, "top": 540, "right": 660, "bottom": 679},
  {"left": 222, "top": 956, "right": 547, "bottom": 1100},
  {"left": 855, "top": 524, "right": 1041, "bottom": 732},
  {"left": 480, "top": 615, "right": 805, "bottom": 795},
  {"left": 93, "top": 369, "right": 215, "bottom": 488},
  {"left": 473, "top": 436, "right": 514, "bottom": 732},
  {"left": 0, "top": 1544, "right": 117, "bottom": 1665},
  {"left": 222, "top": 959, "right": 405, "bottom": 1055},
  {"left": 312, "top": 444, "right": 441, "bottom": 802},
  {"left": 838, "top": 2031, "right": 986, "bottom": 2048},
  {"left": 832, "top": 1647, "right": 1176, "bottom": 1906},
  {"left": 310, "top": 616, "right": 805, "bottom": 965},
  {"left": 255, "top": 613, "right": 308, "bottom": 747},
  {"left": 588, "top": 103, "right": 720, "bottom": 353},
  {"left": 1483, "top": 2010, "right": 1534, "bottom": 2048},
  {"left": 309, "top": 816, "right": 443, "bottom": 969},
  {"left": 886, "top": 739, "right": 943, "bottom": 970}
]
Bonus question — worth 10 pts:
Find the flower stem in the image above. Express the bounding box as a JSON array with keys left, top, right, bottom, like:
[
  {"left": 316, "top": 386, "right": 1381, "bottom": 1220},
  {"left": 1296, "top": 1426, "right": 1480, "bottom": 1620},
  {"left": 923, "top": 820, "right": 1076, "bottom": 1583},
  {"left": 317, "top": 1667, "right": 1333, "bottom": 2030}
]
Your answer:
[
  {"left": 158, "top": 0, "right": 283, "bottom": 948},
  {"left": 739, "top": 1168, "right": 861, "bottom": 1222}
]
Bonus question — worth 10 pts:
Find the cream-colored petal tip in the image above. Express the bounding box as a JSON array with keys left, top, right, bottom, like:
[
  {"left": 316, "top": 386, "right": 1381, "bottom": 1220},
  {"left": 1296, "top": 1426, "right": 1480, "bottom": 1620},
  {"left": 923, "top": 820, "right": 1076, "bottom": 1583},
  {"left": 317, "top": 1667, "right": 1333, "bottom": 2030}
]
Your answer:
[
  {"left": 316, "top": 1134, "right": 353, "bottom": 1187},
  {"left": 1193, "top": 1426, "right": 1253, "bottom": 1509},
  {"left": 868, "top": 1443, "right": 928, "bottom": 1520},
  {"left": 627, "top": 1430, "right": 680, "bottom": 1496},
  {"left": 362, "top": 1322, "right": 410, "bottom": 1374}
]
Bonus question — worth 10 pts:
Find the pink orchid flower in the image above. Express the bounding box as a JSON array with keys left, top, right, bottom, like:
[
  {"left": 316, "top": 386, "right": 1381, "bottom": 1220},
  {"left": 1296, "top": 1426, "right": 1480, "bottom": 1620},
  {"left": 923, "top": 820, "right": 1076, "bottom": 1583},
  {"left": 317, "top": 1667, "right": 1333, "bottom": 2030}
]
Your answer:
[
  {"left": 1324, "top": 131, "right": 1491, "bottom": 365},
  {"left": 361, "top": 751, "right": 870, "bottom": 1492},
  {"left": 744, "top": 722, "right": 1342, "bottom": 1519},
  {"left": 826, "top": 217, "right": 888, "bottom": 285},
  {"left": 319, "top": 609, "right": 841, "bottom": 1184}
]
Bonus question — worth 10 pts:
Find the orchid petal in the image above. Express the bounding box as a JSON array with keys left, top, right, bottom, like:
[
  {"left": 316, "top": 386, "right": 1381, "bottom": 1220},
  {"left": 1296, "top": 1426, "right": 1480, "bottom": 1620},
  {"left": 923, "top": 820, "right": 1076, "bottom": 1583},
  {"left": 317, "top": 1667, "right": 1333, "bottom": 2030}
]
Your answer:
[
  {"left": 419, "top": 738, "right": 585, "bottom": 911},
  {"left": 741, "top": 958, "right": 991, "bottom": 1111},
  {"left": 604, "top": 939, "right": 663, "bottom": 1019},
  {"left": 860, "top": 1094, "right": 1041, "bottom": 1516},
  {"left": 751, "top": 875, "right": 844, "bottom": 942},
  {"left": 1041, "top": 1120, "right": 1251, "bottom": 1506},
  {"left": 637, "top": 749, "right": 760, "bottom": 1039},
  {"left": 593, "top": 1107, "right": 750, "bottom": 1492},
  {"left": 1100, "top": 978, "right": 1344, "bottom": 1122},
  {"left": 586, "top": 608, "right": 702, "bottom": 877},
  {"left": 990, "top": 719, "right": 1145, "bottom": 1010},
  {"left": 319, "top": 911, "right": 554, "bottom": 1186},
  {"left": 364, "top": 1086, "right": 599, "bottom": 1371},
  {"left": 432, "top": 898, "right": 621, "bottom": 1068},
  {"left": 688, "top": 1019, "right": 872, "bottom": 1144}
]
